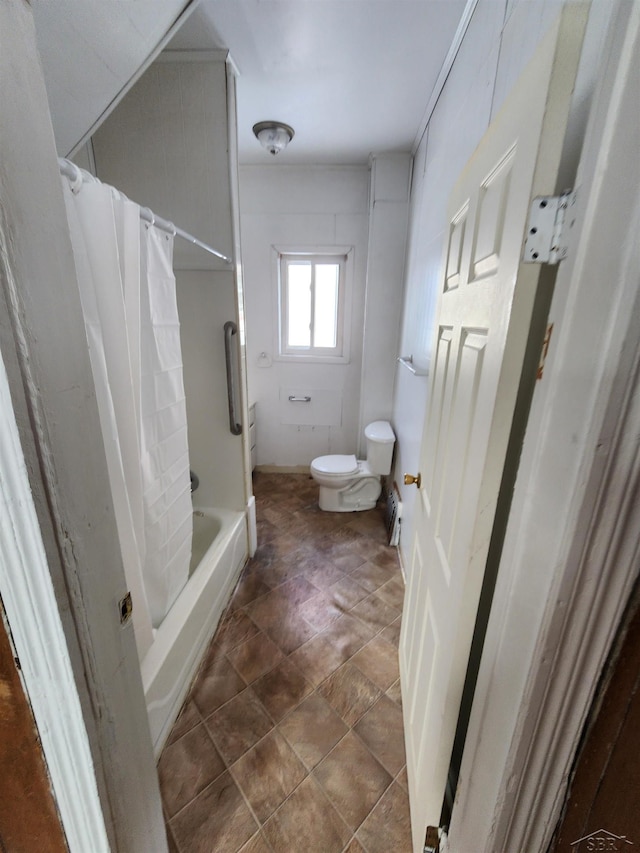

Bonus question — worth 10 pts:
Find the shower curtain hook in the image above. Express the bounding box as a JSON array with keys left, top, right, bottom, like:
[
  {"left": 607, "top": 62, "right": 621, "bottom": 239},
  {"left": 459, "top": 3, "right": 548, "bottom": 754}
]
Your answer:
[
  {"left": 58, "top": 158, "right": 84, "bottom": 195},
  {"left": 140, "top": 207, "right": 155, "bottom": 228}
]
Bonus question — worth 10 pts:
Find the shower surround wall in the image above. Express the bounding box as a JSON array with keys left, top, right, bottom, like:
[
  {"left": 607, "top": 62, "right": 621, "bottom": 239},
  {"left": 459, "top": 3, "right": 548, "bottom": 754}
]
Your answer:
[{"left": 92, "top": 52, "right": 247, "bottom": 514}]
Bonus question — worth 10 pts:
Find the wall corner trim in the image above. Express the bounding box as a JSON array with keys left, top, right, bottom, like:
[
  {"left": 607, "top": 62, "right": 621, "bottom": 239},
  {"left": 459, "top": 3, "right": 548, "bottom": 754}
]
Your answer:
[{"left": 412, "top": 0, "right": 481, "bottom": 154}]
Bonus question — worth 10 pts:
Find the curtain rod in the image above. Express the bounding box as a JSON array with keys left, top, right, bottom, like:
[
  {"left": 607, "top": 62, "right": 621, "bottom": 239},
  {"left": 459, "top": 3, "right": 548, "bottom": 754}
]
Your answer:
[{"left": 58, "top": 159, "right": 232, "bottom": 265}]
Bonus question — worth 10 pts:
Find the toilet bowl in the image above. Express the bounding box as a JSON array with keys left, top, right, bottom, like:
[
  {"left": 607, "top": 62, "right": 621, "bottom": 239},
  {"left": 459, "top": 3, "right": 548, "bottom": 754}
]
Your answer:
[{"left": 310, "top": 421, "right": 396, "bottom": 512}]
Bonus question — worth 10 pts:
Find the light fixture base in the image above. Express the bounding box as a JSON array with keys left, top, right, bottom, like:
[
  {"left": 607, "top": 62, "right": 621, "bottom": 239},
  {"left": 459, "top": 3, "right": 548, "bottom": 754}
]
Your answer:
[{"left": 252, "top": 121, "right": 295, "bottom": 155}]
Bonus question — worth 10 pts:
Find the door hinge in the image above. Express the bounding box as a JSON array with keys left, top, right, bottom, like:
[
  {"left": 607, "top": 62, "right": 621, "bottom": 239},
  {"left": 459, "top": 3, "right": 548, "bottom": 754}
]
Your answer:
[
  {"left": 425, "top": 825, "right": 440, "bottom": 853},
  {"left": 523, "top": 190, "right": 576, "bottom": 265}
]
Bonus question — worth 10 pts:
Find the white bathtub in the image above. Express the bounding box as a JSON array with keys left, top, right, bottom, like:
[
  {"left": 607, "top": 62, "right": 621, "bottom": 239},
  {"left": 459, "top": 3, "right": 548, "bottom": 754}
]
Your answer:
[{"left": 141, "top": 507, "right": 248, "bottom": 755}]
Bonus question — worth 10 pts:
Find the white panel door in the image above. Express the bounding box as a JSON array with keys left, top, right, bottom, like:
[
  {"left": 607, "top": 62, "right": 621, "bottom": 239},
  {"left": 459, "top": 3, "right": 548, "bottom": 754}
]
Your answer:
[{"left": 399, "top": 8, "right": 588, "bottom": 850}]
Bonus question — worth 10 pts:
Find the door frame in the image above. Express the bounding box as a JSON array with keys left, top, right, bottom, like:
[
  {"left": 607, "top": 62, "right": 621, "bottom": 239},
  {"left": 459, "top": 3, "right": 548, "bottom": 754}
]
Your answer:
[
  {"left": 0, "top": 4, "right": 167, "bottom": 850},
  {"left": 0, "top": 348, "right": 109, "bottom": 851},
  {"left": 447, "top": 3, "right": 640, "bottom": 851}
]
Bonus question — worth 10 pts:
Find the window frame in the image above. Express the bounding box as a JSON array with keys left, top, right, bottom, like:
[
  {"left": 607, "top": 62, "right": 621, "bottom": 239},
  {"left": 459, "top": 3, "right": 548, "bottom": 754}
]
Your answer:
[{"left": 274, "top": 246, "right": 353, "bottom": 364}]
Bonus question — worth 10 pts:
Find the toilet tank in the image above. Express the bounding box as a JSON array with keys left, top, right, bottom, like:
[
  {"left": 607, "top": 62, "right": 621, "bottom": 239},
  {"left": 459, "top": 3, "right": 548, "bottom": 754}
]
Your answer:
[{"left": 365, "top": 421, "right": 396, "bottom": 475}]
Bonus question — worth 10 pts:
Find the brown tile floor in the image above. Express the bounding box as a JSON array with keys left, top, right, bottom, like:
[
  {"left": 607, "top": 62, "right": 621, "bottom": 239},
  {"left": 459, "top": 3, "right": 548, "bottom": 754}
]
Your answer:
[{"left": 160, "top": 473, "right": 411, "bottom": 853}]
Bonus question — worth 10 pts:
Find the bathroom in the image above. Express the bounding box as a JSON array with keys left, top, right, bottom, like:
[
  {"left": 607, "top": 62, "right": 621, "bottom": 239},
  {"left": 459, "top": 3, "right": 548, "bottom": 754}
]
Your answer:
[
  {"left": 0, "top": 1, "right": 417, "bottom": 842},
  {"left": 56, "top": 38, "right": 410, "bottom": 759},
  {"left": 1, "top": 1, "right": 636, "bottom": 851}
]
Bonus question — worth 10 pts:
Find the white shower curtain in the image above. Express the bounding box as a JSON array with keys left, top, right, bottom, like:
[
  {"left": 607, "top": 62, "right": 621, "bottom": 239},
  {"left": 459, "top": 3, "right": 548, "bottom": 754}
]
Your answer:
[
  {"left": 138, "top": 222, "right": 193, "bottom": 628},
  {"left": 62, "top": 175, "right": 192, "bottom": 652}
]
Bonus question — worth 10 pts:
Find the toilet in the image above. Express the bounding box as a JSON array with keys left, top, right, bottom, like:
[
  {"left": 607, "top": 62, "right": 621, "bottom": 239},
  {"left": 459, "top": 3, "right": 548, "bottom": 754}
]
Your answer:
[{"left": 310, "top": 421, "right": 396, "bottom": 512}]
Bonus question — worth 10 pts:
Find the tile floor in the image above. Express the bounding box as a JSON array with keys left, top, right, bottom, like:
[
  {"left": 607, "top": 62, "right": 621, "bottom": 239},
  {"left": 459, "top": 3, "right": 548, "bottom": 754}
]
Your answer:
[{"left": 160, "top": 472, "right": 411, "bottom": 853}]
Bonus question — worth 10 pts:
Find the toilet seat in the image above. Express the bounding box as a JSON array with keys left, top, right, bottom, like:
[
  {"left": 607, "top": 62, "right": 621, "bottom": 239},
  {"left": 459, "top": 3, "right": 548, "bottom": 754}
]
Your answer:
[{"left": 310, "top": 454, "right": 359, "bottom": 478}]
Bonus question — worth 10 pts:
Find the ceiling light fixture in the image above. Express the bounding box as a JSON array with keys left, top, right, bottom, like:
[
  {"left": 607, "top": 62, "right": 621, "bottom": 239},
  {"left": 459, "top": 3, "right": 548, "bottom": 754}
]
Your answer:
[{"left": 252, "top": 121, "right": 295, "bottom": 155}]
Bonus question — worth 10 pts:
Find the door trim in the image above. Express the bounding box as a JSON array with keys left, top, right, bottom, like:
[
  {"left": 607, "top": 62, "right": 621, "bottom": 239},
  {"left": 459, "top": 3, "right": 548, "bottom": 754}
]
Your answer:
[
  {"left": 0, "top": 346, "right": 110, "bottom": 851},
  {"left": 448, "top": 4, "right": 640, "bottom": 850}
]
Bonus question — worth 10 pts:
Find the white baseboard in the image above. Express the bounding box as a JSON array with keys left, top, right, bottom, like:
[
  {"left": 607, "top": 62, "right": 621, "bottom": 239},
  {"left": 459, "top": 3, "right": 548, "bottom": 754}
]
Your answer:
[{"left": 254, "top": 464, "right": 311, "bottom": 474}]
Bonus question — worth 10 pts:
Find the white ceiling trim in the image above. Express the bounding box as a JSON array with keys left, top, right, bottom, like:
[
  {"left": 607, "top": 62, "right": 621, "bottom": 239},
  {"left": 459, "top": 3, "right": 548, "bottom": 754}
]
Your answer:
[
  {"left": 158, "top": 49, "right": 229, "bottom": 63},
  {"left": 412, "top": 0, "right": 481, "bottom": 155}
]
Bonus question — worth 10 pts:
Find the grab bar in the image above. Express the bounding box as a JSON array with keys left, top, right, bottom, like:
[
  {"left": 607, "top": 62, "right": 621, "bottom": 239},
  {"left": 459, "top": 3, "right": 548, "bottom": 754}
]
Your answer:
[
  {"left": 224, "top": 321, "right": 242, "bottom": 436},
  {"left": 288, "top": 395, "right": 311, "bottom": 402}
]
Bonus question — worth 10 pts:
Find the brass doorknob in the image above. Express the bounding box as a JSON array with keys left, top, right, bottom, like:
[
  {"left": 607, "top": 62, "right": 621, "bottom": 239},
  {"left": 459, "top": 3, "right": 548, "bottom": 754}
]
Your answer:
[{"left": 404, "top": 472, "right": 422, "bottom": 489}]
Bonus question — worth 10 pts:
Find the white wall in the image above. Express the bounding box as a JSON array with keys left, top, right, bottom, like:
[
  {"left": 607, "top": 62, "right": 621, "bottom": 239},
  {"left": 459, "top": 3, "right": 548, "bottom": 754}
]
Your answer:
[
  {"left": 241, "top": 159, "right": 411, "bottom": 468},
  {"left": 240, "top": 165, "right": 370, "bottom": 467},
  {"left": 359, "top": 153, "right": 411, "bottom": 457},
  {"left": 92, "top": 54, "right": 233, "bottom": 271},
  {"left": 392, "top": 0, "right": 614, "bottom": 566}
]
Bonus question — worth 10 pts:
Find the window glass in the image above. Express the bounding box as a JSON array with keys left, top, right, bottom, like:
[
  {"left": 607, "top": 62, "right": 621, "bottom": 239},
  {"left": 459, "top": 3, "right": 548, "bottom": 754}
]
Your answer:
[
  {"left": 314, "top": 264, "right": 339, "bottom": 347},
  {"left": 278, "top": 252, "right": 348, "bottom": 360},
  {"left": 287, "top": 262, "right": 311, "bottom": 347}
]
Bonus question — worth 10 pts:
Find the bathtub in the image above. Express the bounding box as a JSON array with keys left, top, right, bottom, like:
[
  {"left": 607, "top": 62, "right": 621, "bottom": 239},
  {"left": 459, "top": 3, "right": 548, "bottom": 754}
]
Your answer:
[{"left": 141, "top": 507, "right": 248, "bottom": 754}]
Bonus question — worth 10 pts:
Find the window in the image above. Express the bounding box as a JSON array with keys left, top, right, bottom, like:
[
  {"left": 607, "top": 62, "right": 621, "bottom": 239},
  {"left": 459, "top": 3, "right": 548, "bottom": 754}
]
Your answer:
[{"left": 278, "top": 252, "right": 348, "bottom": 360}]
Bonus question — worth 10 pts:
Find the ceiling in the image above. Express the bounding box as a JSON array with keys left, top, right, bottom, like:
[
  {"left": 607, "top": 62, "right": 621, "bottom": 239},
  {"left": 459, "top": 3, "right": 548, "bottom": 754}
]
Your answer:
[
  {"left": 33, "top": 0, "right": 470, "bottom": 166},
  {"left": 32, "top": 0, "right": 194, "bottom": 158},
  {"left": 169, "top": 0, "right": 469, "bottom": 164}
]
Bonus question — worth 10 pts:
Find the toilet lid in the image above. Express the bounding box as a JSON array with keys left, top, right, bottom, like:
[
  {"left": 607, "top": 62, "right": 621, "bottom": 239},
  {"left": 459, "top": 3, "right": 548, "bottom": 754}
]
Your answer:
[{"left": 312, "top": 454, "right": 359, "bottom": 476}]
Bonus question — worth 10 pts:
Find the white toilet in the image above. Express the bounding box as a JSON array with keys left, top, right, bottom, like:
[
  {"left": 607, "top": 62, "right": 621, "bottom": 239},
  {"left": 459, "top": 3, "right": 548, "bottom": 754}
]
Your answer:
[{"left": 310, "top": 421, "right": 396, "bottom": 512}]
